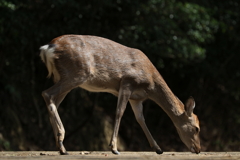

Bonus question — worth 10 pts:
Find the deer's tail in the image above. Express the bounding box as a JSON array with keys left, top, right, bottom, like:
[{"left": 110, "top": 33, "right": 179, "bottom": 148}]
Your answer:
[{"left": 39, "top": 44, "right": 58, "bottom": 81}]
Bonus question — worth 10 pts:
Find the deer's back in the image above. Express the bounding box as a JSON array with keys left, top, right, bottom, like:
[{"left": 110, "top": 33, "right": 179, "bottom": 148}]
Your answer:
[{"left": 50, "top": 35, "right": 157, "bottom": 97}]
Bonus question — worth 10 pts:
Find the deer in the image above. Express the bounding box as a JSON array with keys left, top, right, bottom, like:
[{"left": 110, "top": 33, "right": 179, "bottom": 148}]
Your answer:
[{"left": 39, "top": 35, "right": 201, "bottom": 155}]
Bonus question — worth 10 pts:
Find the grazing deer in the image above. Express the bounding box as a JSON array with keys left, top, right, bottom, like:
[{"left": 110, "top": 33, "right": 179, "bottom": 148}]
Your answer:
[{"left": 40, "top": 35, "right": 200, "bottom": 155}]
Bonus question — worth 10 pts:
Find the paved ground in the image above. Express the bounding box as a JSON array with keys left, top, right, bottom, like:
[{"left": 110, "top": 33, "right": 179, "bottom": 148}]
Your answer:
[{"left": 0, "top": 151, "right": 240, "bottom": 160}]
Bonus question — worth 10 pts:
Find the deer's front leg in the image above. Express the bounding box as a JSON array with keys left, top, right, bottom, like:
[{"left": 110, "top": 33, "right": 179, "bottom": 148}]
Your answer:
[
  {"left": 129, "top": 100, "right": 163, "bottom": 154},
  {"left": 109, "top": 84, "right": 132, "bottom": 155}
]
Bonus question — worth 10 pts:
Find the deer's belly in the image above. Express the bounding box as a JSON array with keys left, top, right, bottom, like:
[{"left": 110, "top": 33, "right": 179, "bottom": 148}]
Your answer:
[{"left": 79, "top": 83, "right": 119, "bottom": 96}]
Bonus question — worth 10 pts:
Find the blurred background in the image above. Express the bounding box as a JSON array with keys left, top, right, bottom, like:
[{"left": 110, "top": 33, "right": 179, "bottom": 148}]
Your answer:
[{"left": 0, "top": 0, "right": 240, "bottom": 152}]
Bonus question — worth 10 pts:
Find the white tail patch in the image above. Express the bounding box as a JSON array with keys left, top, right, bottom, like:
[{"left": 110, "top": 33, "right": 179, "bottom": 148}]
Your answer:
[{"left": 40, "top": 45, "right": 60, "bottom": 82}]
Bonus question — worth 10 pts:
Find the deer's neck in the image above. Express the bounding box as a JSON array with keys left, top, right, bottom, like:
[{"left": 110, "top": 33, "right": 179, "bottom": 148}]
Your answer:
[{"left": 149, "top": 74, "right": 185, "bottom": 121}]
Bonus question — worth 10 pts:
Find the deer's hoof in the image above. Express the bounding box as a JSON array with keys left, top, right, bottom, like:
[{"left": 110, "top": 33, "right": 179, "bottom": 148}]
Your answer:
[
  {"left": 111, "top": 149, "right": 120, "bottom": 155},
  {"left": 153, "top": 146, "right": 163, "bottom": 154},
  {"left": 156, "top": 149, "right": 163, "bottom": 154},
  {"left": 60, "top": 151, "right": 69, "bottom": 155}
]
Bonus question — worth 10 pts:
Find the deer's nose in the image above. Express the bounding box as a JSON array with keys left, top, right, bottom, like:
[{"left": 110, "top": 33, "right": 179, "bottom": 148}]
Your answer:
[{"left": 190, "top": 146, "right": 201, "bottom": 154}]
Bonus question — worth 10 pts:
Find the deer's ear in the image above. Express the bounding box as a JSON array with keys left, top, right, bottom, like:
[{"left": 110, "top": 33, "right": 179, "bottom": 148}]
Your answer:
[{"left": 184, "top": 97, "right": 195, "bottom": 117}]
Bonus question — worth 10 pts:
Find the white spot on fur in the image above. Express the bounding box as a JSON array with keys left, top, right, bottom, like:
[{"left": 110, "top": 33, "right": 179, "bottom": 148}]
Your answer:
[
  {"left": 40, "top": 45, "right": 48, "bottom": 50},
  {"left": 49, "top": 103, "right": 56, "bottom": 112},
  {"left": 39, "top": 45, "right": 48, "bottom": 63}
]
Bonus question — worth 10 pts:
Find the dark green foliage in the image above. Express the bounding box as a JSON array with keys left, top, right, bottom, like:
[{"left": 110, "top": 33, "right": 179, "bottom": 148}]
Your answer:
[{"left": 0, "top": 0, "right": 239, "bottom": 151}]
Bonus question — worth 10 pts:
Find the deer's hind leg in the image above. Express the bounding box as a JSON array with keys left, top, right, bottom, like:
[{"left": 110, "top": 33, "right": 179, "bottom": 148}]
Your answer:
[{"left": 42, "top": 80, "right": 81, "bottom": 155}]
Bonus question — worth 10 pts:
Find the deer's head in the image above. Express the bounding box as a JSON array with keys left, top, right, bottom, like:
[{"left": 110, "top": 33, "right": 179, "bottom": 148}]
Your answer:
[{"left": 175, "top": 97, "right": 201, "bottom": 153}]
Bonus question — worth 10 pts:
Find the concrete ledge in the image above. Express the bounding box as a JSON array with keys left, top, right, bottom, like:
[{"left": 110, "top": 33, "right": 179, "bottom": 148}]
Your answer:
[{"left": 0, "top": 151, "right": 239, "bottom": 160}]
